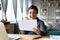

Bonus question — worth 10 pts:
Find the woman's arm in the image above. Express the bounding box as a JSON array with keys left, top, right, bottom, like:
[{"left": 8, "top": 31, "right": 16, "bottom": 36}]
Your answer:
[{"left": 33, "top": 26, "right": 41, "bottom": 35}]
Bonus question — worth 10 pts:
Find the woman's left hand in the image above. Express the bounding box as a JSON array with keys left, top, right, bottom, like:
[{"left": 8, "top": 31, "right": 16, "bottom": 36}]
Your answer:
[{"left": 33, "top": 26, "right": 40, "bottom": 35}]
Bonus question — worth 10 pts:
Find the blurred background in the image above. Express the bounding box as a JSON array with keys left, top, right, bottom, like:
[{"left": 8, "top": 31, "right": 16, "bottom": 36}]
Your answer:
[{"left": 0, "top": 0, "right": 60, "bottom": 35}]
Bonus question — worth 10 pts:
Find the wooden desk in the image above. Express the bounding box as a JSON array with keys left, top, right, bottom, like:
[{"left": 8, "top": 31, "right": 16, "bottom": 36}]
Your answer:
[{"left": 8, "top": 34, "right": 50, "bottom": 40}]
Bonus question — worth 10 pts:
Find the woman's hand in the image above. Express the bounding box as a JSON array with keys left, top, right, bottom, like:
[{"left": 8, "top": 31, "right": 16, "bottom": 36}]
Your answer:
[{"left": 33, "top": 26, "right": 40, "bottom": 35}]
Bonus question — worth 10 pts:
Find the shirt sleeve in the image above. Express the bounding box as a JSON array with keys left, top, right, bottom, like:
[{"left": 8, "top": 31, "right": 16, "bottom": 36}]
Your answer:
[{"left": 39, "top": 21, "right": 47, "bottom": 36}]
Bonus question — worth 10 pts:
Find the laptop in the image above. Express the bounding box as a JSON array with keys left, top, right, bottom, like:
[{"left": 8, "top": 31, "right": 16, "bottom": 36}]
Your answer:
[
  {"left": 0, "top": 22, "right": 20, "bottom": 40},
  {"left": 0, "top": 22, "right": 9, "bottom": 40}
]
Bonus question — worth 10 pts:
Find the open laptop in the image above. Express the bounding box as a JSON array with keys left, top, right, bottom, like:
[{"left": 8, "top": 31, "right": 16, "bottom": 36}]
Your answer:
[
  {"left": 0, "top": 22, "right": 20, "bottom": 40},
  {"left": 0, "top": 22, "right": 9, "bottom": 40}
]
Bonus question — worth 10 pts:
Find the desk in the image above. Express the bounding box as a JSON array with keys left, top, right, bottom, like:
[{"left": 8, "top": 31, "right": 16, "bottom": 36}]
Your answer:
[{"left": 8, "top": 34, "right": 50, "bottom": 40}]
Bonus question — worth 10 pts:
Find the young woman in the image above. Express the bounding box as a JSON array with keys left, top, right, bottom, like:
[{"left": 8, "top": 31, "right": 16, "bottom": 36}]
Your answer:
[{"left": 20, "top": 5, "right": 47, "bottom": 36}]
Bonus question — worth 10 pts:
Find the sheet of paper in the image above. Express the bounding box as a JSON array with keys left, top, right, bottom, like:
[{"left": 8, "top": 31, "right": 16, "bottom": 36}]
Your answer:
[{"left": 18, "top": 20, "right": 37, "bottom": 31}]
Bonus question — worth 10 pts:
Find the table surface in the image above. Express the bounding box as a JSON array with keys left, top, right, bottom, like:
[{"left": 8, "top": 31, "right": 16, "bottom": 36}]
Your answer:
[{"left": 8, "top": 34, "right": 50, "bottom": 40}]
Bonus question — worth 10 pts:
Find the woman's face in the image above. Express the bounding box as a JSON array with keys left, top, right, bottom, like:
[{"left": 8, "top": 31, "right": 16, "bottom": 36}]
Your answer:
[{"left": 28, "top": 9, "right": 37, "bottom": 19}]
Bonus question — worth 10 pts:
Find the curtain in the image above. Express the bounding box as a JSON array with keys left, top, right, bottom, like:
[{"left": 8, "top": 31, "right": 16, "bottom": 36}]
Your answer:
[
  {"left": 17, "top": 0, "right": 23, "bottom": 21},
  {"left": 23, "top": 0, "right": 32, "bottom": 20},
  {"left": 1, "top": 0, "right": 33, "bottom": 23},
  {"left": 6, "top": 0, "right": 16, "bottom": 23},
  {"left": 23, "top": 0, "right": 28, "bottom": 19},
  {"left": 0, "top": 1, "right": 2, "bottom": 20},
  {"left": 28, "top": 0, "right": 32, "bottom": 8},
  {"left": 17, "top": 0, "right": 33, "bottom": 20},
  {"left": 13, "top": 0, "right": 17, "bottom": 19},
  {"left": 1, "top": 0, "right": 8, "bottom": 21}
]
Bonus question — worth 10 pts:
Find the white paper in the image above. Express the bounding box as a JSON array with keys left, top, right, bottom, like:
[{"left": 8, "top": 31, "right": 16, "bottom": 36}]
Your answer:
[
  {"left": 18, "top": 20, "right": 37, "bottom": 31},
  {"left": 8, "top": 34, "right": 20, "bottom": 39}
]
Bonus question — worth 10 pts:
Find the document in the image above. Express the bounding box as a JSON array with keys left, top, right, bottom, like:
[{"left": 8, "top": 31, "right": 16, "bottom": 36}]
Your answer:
[{"left": 18, "top": 20, "right": 37, "bottom": 31}]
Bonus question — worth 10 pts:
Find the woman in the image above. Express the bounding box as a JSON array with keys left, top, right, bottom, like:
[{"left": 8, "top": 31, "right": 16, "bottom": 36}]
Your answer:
[{"left": 20, "top": 5, "right": 47, "bottom": 36}]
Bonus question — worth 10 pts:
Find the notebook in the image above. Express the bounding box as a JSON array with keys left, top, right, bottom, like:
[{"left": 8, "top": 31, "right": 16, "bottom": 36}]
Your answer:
[{"left": 17, "top": 20, "right": 37, "bottom": 31}]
